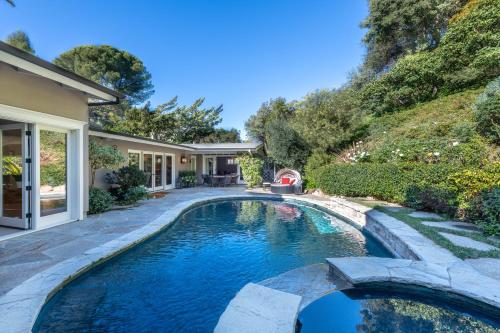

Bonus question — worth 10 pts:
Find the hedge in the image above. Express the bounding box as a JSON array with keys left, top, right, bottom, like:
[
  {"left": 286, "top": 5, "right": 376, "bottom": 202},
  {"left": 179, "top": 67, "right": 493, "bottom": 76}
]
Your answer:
[{"left": 310, "top": 162, "right": 499, "bottom": 234}]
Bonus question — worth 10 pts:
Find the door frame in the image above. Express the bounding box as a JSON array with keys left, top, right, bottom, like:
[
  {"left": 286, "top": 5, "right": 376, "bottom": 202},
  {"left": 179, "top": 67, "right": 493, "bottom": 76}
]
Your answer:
[
  {"left": 142, "top": 151, "right": 154, "bottom": 191},
  {"left": 0, "top": 123, "right": 31, "bottom": 229},
  {"left": 153, "top": 152, "right": 164, "bottom": 191},
  {"left": 164, "top": 153, "right": 175, "bottom": 190},
  {"left": 0, "top": 103, "right": 85, "bottom": 230}
]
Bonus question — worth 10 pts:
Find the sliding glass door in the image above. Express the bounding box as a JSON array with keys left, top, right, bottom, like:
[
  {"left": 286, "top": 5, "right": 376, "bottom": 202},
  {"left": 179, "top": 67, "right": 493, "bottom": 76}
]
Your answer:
[
  {"left": 164, "top": 154, "right": 174, "bottom": 190},
  {"left": 0, "top": 124, "right": 31, "bottom": 229}
]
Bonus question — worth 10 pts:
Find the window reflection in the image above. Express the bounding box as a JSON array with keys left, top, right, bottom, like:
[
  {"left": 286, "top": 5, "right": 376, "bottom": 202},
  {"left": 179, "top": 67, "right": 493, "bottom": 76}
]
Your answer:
[
  {"left": 40, "top": 130, "right": 67, "bottom": 217},
  {"left": 2, "top": 129, "right": 23, "bottom": 219}
]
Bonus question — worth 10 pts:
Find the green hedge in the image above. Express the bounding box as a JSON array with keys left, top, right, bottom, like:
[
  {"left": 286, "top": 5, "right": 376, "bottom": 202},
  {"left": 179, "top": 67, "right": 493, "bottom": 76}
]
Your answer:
[{"left": 310, "top": 162, "right": 499, "bottom": 234}]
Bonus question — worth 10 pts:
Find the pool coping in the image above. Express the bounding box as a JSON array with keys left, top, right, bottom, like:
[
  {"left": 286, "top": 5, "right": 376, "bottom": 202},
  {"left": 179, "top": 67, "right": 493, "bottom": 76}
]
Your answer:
[{"left": 0, "top": 192, "right": 498, "bottom": 333}]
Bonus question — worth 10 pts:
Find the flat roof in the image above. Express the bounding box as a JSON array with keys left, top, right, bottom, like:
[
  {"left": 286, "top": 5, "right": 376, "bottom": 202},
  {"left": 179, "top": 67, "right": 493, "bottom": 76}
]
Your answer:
[
  {"left": 89, "top": 128, "right": 261, "bottom": 153},
  {"left": 0, "top": 41, "right": 123, "bottom": 103}
]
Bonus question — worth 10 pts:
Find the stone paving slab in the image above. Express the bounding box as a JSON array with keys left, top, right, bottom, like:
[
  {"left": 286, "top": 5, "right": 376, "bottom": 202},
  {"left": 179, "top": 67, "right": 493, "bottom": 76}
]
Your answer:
[
  {"left": 408, "top": 211, "right": 444, "bottom": 219},
  {"left": 465, "top": 258, "right": 500, "bottom": 281},
  {"left": 327, "top": 257, "right": 500, "bottom": 309},
  {"left": 439, "top": 232, "right": 497, "bottom": 251},
  {"left": 422, "top": 221, "right": 481, "bottom": 233},
  {"left": 259, "top": 263, "right": 339, "bottom": 310},
  {"left": 214, "top": 283, "right": 301, "bottom": 333}
]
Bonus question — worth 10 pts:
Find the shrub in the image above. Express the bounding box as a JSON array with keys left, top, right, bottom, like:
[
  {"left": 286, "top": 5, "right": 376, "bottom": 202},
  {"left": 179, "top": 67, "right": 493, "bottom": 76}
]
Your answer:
[
  {"left": 237, "top": 155, "right": 263, "bottom": 188},
  {"left": 88, "top": 187, "right": 113, "bottom": 214},
  {"left": 473, "top": 77, "right": 500, "bottom": 143},
  {"left": 178, "top": 170, "right": 197, "bottom": 187},
  {"left": 479, "top": 186, "right": 500, "bottom": 235},
  {"left": 120, "top": 186, "right": 148, "bottom": 205},
  {"left": 304, "top": 151, "right": 335, "bottom": 189},
  {"left": 106, "top": 166, "right": 148, "bottom": 203}
]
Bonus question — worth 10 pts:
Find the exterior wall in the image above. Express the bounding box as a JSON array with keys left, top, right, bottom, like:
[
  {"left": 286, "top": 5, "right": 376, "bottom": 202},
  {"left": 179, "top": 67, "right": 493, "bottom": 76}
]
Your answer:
[
  {"left": 90, "top": 135, "right": 194, "bottom": 189},
  {"left": 195, "top": 154, "right": 204, "bottom": 184},
  {"left": 0, "top": 63, "right": 88, "bottom": 122}
]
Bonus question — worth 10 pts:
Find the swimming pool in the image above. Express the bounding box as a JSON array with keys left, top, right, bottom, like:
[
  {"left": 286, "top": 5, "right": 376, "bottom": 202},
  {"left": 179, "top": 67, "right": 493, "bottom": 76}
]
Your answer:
[{"left": 34, "top": 199, "right": 391, "bottom": 332}]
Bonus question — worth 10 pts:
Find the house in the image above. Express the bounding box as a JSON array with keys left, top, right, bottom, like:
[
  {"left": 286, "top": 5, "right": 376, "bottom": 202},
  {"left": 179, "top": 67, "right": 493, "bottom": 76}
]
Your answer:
[{"left": 0, "top": 41, "right": 259, "bottom": 234}]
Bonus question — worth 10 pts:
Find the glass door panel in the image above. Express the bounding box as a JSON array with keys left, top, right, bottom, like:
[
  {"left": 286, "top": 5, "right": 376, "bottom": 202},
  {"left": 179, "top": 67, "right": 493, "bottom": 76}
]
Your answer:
[
  {"left": 128, "top": 152, "right": 140, "bottom": 167},
  {"left": 39, "top": 129, "right": 67, "bottom": 217},
  {"left": 143, "top": 153, "right": 153, "bottom": 189},
  {"left": 154, "top": 154, "right": 163, "bottom": 189},
  {"left": 165, "top": 155, "right": 173, "bottom": 188}
]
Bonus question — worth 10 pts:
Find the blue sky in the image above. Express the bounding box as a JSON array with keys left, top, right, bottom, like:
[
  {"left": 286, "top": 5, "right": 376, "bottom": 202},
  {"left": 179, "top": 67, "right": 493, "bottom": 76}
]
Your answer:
[{"left": 1, "top": 0, "right": 368, "bottom": 138}]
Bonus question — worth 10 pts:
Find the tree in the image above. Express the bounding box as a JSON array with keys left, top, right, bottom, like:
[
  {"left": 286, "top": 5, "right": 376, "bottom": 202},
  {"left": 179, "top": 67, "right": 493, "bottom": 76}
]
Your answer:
[
  {"left": 245, "top": 97, "right": 295, "bottom": 150},
  {"left": 237, "top": 155, "right": 263, "bottom": 188},
  {"left": 5, "top": 31, "right": 35, "bottom": 54},
  {"left": 3, "top": 0, "right": 14, "bottom": 7},
  {"left": 54, "top": 45, "right": 154, "bottom": 127},
  {"left": 110, "top": 97, "right": 224, "bottom": 144},
  {"left": 198, "top": 128, "right": 241, "bottom": 143},
  {"left": 88, "top": 138, "right": 125, "bottom": 187},
  {"left": 361, "top": 0, "right": 467, "bottom": 73},
  {"left": 54, "top": 45, "right": 154, "bottom": 105},
  {"left": 265, "top": 119, "right": 310, "bottom": 171}
]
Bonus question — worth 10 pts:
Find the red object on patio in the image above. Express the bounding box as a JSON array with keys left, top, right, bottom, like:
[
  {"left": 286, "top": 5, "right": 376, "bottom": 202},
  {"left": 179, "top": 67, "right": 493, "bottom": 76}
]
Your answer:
[{"left": 270, "top": 169, "right": 303, "bottom": 194}]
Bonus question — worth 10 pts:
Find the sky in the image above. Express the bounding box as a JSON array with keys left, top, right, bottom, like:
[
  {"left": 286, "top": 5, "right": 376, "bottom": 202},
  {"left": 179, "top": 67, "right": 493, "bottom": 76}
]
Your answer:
[{"left": 0, "top": 0, "right": 368, "bottom": 138}]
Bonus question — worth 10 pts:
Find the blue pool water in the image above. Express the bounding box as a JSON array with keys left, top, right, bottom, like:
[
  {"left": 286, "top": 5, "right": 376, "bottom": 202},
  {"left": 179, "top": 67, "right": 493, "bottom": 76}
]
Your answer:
[
  {"left": 298, "top": 289, "right": 500, "bottom": 333},
  {"left": 34, "top": 199, "right": 391, "bottom": 333}
]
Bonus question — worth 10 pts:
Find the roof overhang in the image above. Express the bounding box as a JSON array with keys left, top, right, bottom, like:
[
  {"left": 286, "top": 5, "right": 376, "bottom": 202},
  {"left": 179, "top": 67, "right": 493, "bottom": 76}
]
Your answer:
[
  {"left": 89, "top": 130, "right": 196, "bottom": 151},
  {"left": 0, "top": 41, "right": 123, "bottom": 104}
]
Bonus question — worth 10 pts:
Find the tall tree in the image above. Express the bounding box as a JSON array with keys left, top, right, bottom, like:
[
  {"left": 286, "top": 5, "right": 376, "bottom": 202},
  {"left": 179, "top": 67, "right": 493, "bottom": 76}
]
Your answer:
[
  {"left": 198, "top": 128, "right": 241, "bottom": 143},
  {"left": 245, "top": 97, "right": 295, "bottom": 150},
  {"left": 5, "top": 31, "right": 35, "bottom": 54},
  {"left": 361, "top": 0, "right": 467, "bottom": 73},
  {"left": 111, "top": 97, "right": 224, "bottom": 144},
  {"left": 54, "top": 45, "right": 154, "bottom": 105},
  {"left": 3, "top": 0, "right": 15, "bottom": 7},
  {"left": 54, "top": 45, "right": 154, "bottom": 127}
]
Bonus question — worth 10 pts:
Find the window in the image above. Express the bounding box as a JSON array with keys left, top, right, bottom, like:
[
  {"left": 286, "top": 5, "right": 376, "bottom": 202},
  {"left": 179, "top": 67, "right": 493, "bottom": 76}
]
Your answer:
[
  {"left": 190, "top": 156, "right": 197, "bottom": 172},
  {"left": 128, "top": 151, "right": 140, "bottom": 167}
]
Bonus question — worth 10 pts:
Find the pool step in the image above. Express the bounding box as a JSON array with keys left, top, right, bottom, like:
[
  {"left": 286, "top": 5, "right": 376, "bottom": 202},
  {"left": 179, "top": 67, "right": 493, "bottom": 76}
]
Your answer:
[{"left": 214, "top": 283, "right": 301, "bottom": 333}]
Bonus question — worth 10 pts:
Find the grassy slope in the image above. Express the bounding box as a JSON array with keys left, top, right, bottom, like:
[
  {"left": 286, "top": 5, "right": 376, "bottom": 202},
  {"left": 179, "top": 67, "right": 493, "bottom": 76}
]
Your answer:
[{"left": 354, "top": 88, "right": 497, "bottom": 162}]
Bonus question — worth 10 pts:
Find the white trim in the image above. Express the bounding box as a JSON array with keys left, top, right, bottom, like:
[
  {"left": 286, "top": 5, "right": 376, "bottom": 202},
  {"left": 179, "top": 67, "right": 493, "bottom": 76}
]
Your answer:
[
  {"left": 142, "top": 152, "right": 154, "bottom": 191},
  {"left": 89, "top": 130, "right": 195, "bottom": 151},
  {"left": 153, "top": 153, "right": 164, "bottom": 191},
  {"left": 0, "top": 103, "right": 86, "bottom": 129},
  {"left": 164, "top": 153, "right": 175, "bottom": 190},
  {"left": 0, "top": 50, "right": 117, "bottom": 102},
  {"left": 127, "top": 149, "right": 142, "bottom": 169}
]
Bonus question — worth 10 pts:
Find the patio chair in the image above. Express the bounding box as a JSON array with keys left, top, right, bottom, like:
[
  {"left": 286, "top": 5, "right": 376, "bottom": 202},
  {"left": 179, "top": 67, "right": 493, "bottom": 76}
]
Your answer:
[
  {"left": 222, "top": 175, "right": 232, "bottom": 187},
  {"left": 271, "top": 168, "right": 303, "bottom": 194},
  {"left": 202, "top": 174, "right": 212, "bottom": 186}
]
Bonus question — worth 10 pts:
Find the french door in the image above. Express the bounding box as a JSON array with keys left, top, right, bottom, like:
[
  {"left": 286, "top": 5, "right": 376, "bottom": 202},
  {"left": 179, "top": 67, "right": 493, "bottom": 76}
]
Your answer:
[
  {"left": 0, "top": 124, "right": 31, "bottom": 229},
  {"left": 143, "top": 153, "right": 153, "bottom": 190},
  {"left": 164, "top": 154, "right": 174, "bottom": 190},
  {"left": 153, "top": 153, "right": 164, "bottom": 191}
]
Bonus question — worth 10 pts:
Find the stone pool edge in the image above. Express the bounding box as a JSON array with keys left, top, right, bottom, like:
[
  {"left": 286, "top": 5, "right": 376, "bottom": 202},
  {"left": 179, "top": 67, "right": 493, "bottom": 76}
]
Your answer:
[
  {"left": 0, "top": 193, "right": 279, "bottom": 333},
  {"left": 214, "top": 194, "right": 500, "bottom": 333}
]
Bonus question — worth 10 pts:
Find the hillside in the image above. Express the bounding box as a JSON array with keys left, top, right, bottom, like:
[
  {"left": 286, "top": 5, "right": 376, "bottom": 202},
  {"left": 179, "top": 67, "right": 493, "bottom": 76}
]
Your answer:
[{"left": 340, "top": 88, "right": 497, "bottom": 166}]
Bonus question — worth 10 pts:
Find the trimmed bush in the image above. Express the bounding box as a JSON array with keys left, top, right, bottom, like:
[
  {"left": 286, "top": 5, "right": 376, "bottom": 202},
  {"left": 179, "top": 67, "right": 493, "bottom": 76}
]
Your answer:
[
  {"left": 120, "top": 186, "right": 148, "bottom": 205},
  {"left": 237, "top": 155, "right": 263, "bottom": 188},
  {"left": 178, "top": 170, "right": 197, "bottom": 187},
  {"left": 480, "top": 186, "right": 500, "bottom": 235},
  {"left": 473, "top": 77, "right": 500, "bottom": 143},
  {"left": 106, "top": 166, "right": 148, "bottom": 204},
  {"left": 88, "top": 187, "right": 113, "bottom": 214}
]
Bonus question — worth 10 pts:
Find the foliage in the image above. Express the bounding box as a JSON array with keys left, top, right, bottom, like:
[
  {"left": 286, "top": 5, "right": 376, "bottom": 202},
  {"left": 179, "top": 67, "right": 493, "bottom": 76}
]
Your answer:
[
  {"left": 360, "top": 0, "right": 500, "bottom": 115},
  {"left": 54, "top": 45, "right": 153, "bottom": 105},
  {"left": 245, "top": 97, "right": 295, "bottom": 150},
  {"left": 106, "top": 165, "right": 148, "bottom": 192},
  {"left": 178, "top": 170, "right": 197, "bottom": 187},
  {"left": 110, "top": 97, "right": 224, "bottom": 144},
  {"left": 39, "top": 130, "right": 67, "bottom": 187},
  {"left": 88, "top": 187, "right": 113, "bottom": 214},
  {"left": 361, "top": 0, "right": 467, "bottom": 73},
  {"left": 89, "top": 138, "right": 125, "bottom": 187},
  {"left": 237, "top": 155, "right": 263, "bottom": 188},
  {"left": 2, "top": 156, "right": 21, "bottom": 176},
  {"left": 473, "top": 76, "right": 500, "bottom": 143},
  {"left": 119, "top": 186, "right": 148, "bottom": 205},
  {"left": 5, "top": 30, "right": 34, "bottom": 54},
  {"left": 479, "top": 186, "right": 500, "bottom": 235},
  {"left": 291, "top": 88, "right": 366, "bottom": 153},
  {"left": 304, "top": 151, "right": 335, "bottom": 189},
  {"left": 265, "top": 119, "right": 309, "bottom": 171},
  {"left": 197, "top": 128, "right": 241, "bottom": 143}
]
